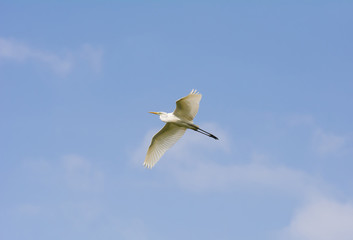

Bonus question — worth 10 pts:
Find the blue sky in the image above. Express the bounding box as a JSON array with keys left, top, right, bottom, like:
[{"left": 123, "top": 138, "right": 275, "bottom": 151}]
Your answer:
[{"left": 1, "top": 1, "right": 353, "bottom": 240}]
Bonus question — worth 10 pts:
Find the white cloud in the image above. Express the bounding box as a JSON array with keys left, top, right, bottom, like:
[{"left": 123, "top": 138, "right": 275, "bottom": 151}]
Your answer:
[
  {"left": 171, "top": 161, "right": 325, "bottom": 197},
  {"left": 135, "top": 123, "right": 327, "bottom": 199},
  {"left": 62, "top": 154, "right": 104, "bottom": 192},
  {"left": 279, "top": 198, "right": 353, "bottom": 240},
  {"left": 285, "top": 115, "right": 348, "bottom": 157},
  {"left": 59, "top": 200, "right": 103, "bottom": 228},
  {"left": 165, "top": 128, "right": 352, "bottom": 240},
  {"left": 13, "top": 154, "right": 153, "bottom": 240},
  {"left": 0, "top": 37, "right": 103, "bottom": 75},
  {"left": 286, "top": 114, "right": 315, "bottom": 127},
  {"left": 0, "top": 37, "right": 73, "bottom": 75},
  {"left": 0, "top": 37, "right": 31, "bottom": 61},
  {"left": 21, "top": 158, "right": 52, "bottom": 173},
  {"left": 81, "top": 43, "right": 103, "bottom": 73},
  {"left": 15, "top": 203, "right": 41, "bottom": 216},
  {"left": 114, "top": 218, "right": 149, "bottom": 240},
  {"left": 313, "top": 129, "right": 346, "bottom": 156},
  {"left": 136, "top": 120, "right": 353, "bottom": 239},
  {"left": 20, "top": 154, "right": 104, "bottom": 192}
]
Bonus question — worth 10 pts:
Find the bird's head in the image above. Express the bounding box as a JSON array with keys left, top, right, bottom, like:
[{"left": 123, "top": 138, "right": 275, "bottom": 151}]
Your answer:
[
  {"left": 149, "top": 111, "right": 162, "bottom": 116},
  {"left": 149, "top": 111, "right": 168, "bottom": 120}
]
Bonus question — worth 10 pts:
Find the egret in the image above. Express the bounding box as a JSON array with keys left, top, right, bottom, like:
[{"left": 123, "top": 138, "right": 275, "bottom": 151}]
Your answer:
[{"left": 144, "top": 89, "right": 218, "bottom": 168}]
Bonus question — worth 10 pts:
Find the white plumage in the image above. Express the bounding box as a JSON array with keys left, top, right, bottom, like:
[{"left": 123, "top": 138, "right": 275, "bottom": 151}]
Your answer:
[
  {"left": 174, "top": 89, "right": 202, "bottom": 121},
  {"left": 144, "top": 89, "right": 218, "bottom": 169}
]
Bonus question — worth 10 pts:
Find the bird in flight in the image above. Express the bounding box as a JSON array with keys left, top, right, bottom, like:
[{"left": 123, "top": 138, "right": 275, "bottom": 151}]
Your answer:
[{"left": 144, "top": 89, "right": 218, "bottom": 168}]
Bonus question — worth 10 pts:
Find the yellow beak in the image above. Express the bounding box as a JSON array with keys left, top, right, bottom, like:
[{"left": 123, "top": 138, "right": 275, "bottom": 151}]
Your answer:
[{"left": 149, "top": 112, "right": 159, "bottom": 115}]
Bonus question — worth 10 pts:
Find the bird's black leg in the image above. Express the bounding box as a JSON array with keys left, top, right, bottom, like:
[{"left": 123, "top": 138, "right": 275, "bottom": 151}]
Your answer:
[
  {"left": 185, "top": 122, "right": 219, "bottom": 140},
  {"left": 195, "top": 128, "right": 219, "bottom": 140}
]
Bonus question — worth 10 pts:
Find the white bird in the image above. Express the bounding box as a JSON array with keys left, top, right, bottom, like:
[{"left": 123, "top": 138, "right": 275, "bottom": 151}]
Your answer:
[{"left": 144, "top": 89, "right": 218, "bottom": 168}]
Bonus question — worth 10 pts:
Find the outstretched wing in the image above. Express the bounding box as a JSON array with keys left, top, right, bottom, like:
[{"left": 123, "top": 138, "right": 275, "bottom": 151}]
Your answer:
[
  {"left": 144, "top": 123, "right": 186, "bottom": 168},
  {"left": 173, "top": 89, "right": 202, "bottom": 121}
]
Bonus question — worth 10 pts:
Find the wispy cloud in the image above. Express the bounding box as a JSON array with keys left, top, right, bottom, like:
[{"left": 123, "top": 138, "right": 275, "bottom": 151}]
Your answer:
[
  {"left": 285, "top": 114, "right": 347, "bottom": 157},
  {"left": 62, "top": 154, "right": 104, "bottom": 192},
  {"left": 80, "top": 43, "right": 103, "bottom": 73},
  {"left": 165, "top": 126, "right": 353, "bottom": 240},
  {"left": 135, "top": 122, "right": 324, "bottom": 194},
  {"left": 0, "top": 37, "right": 73, "bottom": 75},
  {"left": 136, "top": 119, "right": 353, "bottom": 239},
  {"left": 286, "top": 114, "right": 315, "bottom": 127},
  {"left": 14, "top": 155, "right": 151, "bottom": 239},
  {"left": 114, "top": 218, "right": 150, "bottom": 240},
  {"left": 157, "top": 129, "right": 327, "bottom": 197},
  {"left": 278, "top": 198, "right": 353, "bottom": 240},
  {"left": 313, "top": 129, "right": 346, "bottom": 156},
  {"left": 171, "top": 161, "right": 325, "bottom": 197},
  {"left": 15, "top": 203, "right": 41, "bottom": 216},
  {"left": 0, "top": 37, "right": 103, "bottom": 75}
]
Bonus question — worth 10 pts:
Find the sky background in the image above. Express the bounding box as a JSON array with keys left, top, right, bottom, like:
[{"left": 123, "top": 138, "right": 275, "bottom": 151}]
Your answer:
[{"left": 1, "top": 1, "right": 353, "bottom": 240}]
